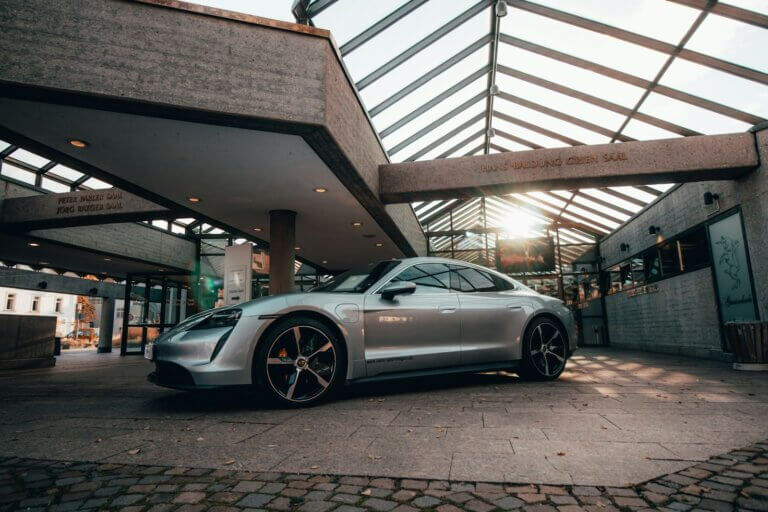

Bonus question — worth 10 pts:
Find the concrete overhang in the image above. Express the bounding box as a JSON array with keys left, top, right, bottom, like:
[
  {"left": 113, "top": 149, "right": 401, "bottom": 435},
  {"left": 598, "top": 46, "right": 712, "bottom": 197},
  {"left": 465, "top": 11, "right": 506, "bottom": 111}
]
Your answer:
[
  {"left": 380, "top": 133, "right": 760, "bottom": 203},
  {"left": 0, "top": 0, "right": 427, "bottom": 270}
]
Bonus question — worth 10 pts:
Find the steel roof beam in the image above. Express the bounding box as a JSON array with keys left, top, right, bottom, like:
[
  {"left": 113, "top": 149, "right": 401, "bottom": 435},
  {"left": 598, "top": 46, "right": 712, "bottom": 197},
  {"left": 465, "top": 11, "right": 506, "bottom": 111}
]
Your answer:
[
  {"left": 389, "top": 91, "right": 487, "bottom": 157},
  {"left": 405, "top": 112, "right": 487, "bottom": 162},
  {"left": 307, "top": 0, "right": 338, "bottom": 17},
  {"left": 437, "top": 128, "right": 487, "bottom": 159},
  {"left": 497, "top": 65, "right": 701, "bottom": 137},
  {"left": 465, "top": 143, "right": 486, "bottom": 156},
  {"left": 494, "top": 110, "right": 584, "bottom": 146},
  {"left": 340, "top": 0, "right": 429, "bottom": 56},
  {"left": 495, "top": 128, "right": 543, "bottom": 149},
  {"left": 594, "top": 188, "right": 649, "bottom": 208},
  {"left": 380, "top": 66, "right": 490, "bottom": 138},
  {"left": 483, "top": 2, "right": 502, "bottom": 154},
  {"left": 370, "top": 35, "right": 492, "bottom": 117},
  {"left": 498, "top": 34, "right": 765, "bottom": 125},
  {"left": 357, "top": 0, "right": 494, "bottom": 91},
  {"left": 667, "top": 0, "right": 768, "bottom": 29},
  {"left": 507, "top": 0, "right": 768, "bottom": 85},
  {"left": 497, "top": 91, "right": 635, "bottom": 141},
  {"left": 611, "top": 3, "right": 713, "bottom": 142},
  {"left": 571, "top": 191, "right": 635, "bottom": 217}
]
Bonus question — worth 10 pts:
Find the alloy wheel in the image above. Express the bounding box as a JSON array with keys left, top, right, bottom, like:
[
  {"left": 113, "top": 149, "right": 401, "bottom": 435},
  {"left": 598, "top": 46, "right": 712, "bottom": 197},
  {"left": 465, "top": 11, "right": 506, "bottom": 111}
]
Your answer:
[
  {"left": 265, "top": 325, "right": 336, "bottom": 403},
  {"left": 528, "top": 322, "right": 566, "bottom": 377}
]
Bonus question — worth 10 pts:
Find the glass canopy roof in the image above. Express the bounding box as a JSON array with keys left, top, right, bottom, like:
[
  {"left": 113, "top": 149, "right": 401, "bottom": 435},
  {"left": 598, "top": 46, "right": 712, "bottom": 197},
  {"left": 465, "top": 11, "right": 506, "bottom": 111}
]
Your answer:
[
  {"left": 3, "top": 0, "right": 766, "bottom": 269},
  {"left": 289, "top": 0, "right": 766, "bottom": 265}
]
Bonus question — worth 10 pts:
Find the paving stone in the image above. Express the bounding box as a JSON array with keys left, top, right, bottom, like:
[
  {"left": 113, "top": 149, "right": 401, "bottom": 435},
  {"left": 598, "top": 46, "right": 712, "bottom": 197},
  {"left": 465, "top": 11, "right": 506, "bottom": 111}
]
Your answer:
[
  {"left": 464, "top": 498, "right": 496, "bottom": 512},
  {"left": 665, "top": 475, "right": 699, "bottom": 487},
  {"left": 262, "top": 483, "right": 288, "bottom": 494},
  {"left": 268, "top": 496, "right": 292, "bottom": 511},
  {"left": 645, "top": 483, "right": 678, "bottom": 496},
  {"left": 521, "top": 505, "right": 557, "bottom": 512},
  {"left": 112, "top": 494, "right": 145, "bottom": 506},
  {"left": 696, "top": 498, "right": 733, "bottom": 512},
  {"left": 209, "top": 507, "right": 241, "bottom": 512},
  {"left": 175, "top": 505, "right": 207, "bottom": 512},
  {"left": 736, "top": 497, "right": 768, "bottom": 511},
  {"left": 392, "top": 490, "right": 418, "bottom": 501},
  {"left": 412, "top": 495, "right": 442, "bottom": 508},
  {"left": 334, "top": 506, "right": 365, "bottom": 512},
  {"left": 364, "top": 497, "right": 399, "bottom": 511},
  {"left": 401, "top": 480, "right": 428, "bottom": 491},
  {"left": 392, "top": 505, "right": 419, "bottom": 512},
  {"left": 370, "top": 478, "right": 396, "bottom": 489},
  {"left": 211, "top": 491, "right": 245, "bottom": 504},
  {"left": 333, "top": 493, "right": 363, "bottom": 505},
  {"left": 446, "top": 492, "right": 474, "bottom": 503},
  {"left": 305, "top": 490, "right": 332, "bottom": 501},
  {"left": 316, "top": 483, "right": 339, "bottom": 491},
  {"left": 364, "top": 487, "right": 393, "bottom": 498},
  {"left": 539, "top": 485, "right": 568, "bottom": 496},
  {"left": 290, "top": 480, "right": 316, "bottom": 489},
  {"left": 551, "top": 496, "right": 578, "bottom": 505},
  {"left": 238, "top": 493, "right": 275, "bottom": 508},
  {"left": 572, "top": 487, "right": 601, "bottom": 497},
  {"left": 298, "top": 501, "right": 336, "bottom": 512},
  {"left": 519, "top": 494, "right": 546, "bottom": 504},
  {"left": 494, "top": 496, "right": 525, "bottom": 510},
  {"left": 709, "top": 476, "right": 742, "bottom": 486},
  {"left": 436, "top": 505, "right": 465, "bottom": 512},
  {"left": 615, "top": 496, "right": 649, "bottom": 508},
  {"left": 337, "top": 485, "right": 363, "bottom": 494},
  {"left": 281, "top": 487, "right": 308, "bottom": 498}
]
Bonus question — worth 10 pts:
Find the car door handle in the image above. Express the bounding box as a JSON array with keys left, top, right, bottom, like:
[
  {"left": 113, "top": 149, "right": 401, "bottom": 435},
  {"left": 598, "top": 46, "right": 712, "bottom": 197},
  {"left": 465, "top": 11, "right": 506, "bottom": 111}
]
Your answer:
[
  {"left": 507, "top": 305, "right": 523, "bottom": 311},
  {"left": 438, "top": 306, "right": 457, "bottom": 314}
]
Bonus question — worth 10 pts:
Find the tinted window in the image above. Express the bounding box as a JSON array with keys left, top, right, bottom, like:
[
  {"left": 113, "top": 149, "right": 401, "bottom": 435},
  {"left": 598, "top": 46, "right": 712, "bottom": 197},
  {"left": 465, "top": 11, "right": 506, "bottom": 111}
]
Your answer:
[
  {"left": 392, "top": 263, "right": 450, "bottom": 292},
  {"left": 312, "top": 261, "right": 399, "bottom": 293},
  {"left": 659, "top": 242, "right": 680, "bottom": 276},
  {"left": 678, "top": 228, "right": 709, "bottom": 271},
  {"left": 643, "top": 248, "right": 662, "bottom": 282},
  {"left": 451, "top": 266, "right": 498, "bottom": 292}
]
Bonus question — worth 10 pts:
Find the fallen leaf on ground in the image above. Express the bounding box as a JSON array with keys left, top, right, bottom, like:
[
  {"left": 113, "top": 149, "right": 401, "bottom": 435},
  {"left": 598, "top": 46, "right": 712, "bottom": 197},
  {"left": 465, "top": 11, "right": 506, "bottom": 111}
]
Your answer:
[
  {"left": 196, "top": 437, "right": 204, "bottom": 442},
  {"left": 310, "top": 465, "right": 319, "bottom": 469},
  {"left": 223, "top": 459, "right": 236, "bottom": 465},
  {"left": 557, "top": 452, "right": 566, "bottom": 456},
  {"left": 127, "top": 448, "right": 140, "bottom": 455}
]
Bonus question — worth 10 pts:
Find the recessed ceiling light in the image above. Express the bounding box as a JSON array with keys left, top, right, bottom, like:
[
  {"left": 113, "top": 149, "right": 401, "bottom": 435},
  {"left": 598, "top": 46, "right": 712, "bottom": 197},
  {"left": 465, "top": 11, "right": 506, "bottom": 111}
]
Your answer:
[
  {"left": 313, "top": 187, "right": 327, "bottom": 193},
  {"left": 40, "top": 261, "right": 49, "bottom": 265},
  {"left": 351, "top": 222, "right": 362, "bottom": 227},
  {"left": 375, "top": 243, "right": 384, "bottom": 247},
  {"left": 294, "top": 246, "right": 301, "bottom": 251},
  {"left": 187, "top": 197, "right": 201, "bottom": 203},
  {"left": 68, "top": 139, "right": 88, "bottom": 149},
  {"left": 104, "top": 258, "right": 111, "bottom": 261},
  {"left": 253, "top": 227, "right": 262, "bottom": 232},
  {"left": 28, "top": 242, "right": 40, "bottom": 247},
  {"left": 322, "top": 260, "right": 328, "bottom": 264}
]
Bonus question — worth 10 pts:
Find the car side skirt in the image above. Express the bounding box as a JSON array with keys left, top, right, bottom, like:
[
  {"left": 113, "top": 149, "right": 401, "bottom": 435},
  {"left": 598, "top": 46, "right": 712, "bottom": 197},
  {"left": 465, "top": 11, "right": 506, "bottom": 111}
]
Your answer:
[{"left": 348, "top": 360, "right": 522, "bottom": 385}]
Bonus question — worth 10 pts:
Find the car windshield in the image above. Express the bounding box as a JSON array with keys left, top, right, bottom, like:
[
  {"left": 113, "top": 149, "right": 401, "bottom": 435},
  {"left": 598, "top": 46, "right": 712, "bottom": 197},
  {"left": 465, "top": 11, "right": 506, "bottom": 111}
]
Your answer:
[{"left": 311, "top": 261, "right": 400, "bottom": 293}]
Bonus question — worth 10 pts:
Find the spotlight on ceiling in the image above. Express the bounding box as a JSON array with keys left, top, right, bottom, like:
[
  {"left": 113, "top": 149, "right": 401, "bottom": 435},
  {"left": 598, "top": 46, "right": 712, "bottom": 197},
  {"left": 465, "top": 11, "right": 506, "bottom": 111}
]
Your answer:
[
  {"left": 313, "top": 187, "right": 327, "bottom": 193},
  {"left": 495, "top": 0, "right": 508, "bottom": 17},
  {"left": 703, "top": 191, "right": 719, "bottom": 205},
  {"left": 620, "top": 243, "right": 630, "bottom": 252},
  {"left": 294, "top": 246, "right": 301, "bottom": 251},
  {"left": 28, "top": 242, "right": 40, "bottom": 247},
  {"left": 68, "top": 139, "right": 88, "bottom": 149},
  {"left": 351, "top": 221, "right": 362, "bottom": 228},
  {"left": 187, "top": 197, "right": 201, "bottom": 203},
  {"left": 253, "top": 227, "right": 262, "bottom": 232},
  {"left": 375, "top": 243, "right": 384, "bottom": 247},
  {"left": 648, "top": 225, "right": 661, "bottom": 236}
]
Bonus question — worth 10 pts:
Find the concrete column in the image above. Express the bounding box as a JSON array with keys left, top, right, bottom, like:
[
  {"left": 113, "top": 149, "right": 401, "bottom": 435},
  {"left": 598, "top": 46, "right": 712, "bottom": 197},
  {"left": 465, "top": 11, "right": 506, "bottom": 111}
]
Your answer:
[
  {"left": 97, "top": 297, "right": 115, "bottom": 353},
  {"left": 269, "top": 210, "right": 296, "bottom": 295}
]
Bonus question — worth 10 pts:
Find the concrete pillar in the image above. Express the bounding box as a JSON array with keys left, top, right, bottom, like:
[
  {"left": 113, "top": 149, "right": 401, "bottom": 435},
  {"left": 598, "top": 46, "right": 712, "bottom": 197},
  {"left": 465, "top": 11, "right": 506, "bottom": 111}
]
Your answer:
[
  {"left": 97, "top": 297, "right": 115, "bottom": 353},
  {"left": 269, "top": 210, "right": 296, "bottom": 295}
]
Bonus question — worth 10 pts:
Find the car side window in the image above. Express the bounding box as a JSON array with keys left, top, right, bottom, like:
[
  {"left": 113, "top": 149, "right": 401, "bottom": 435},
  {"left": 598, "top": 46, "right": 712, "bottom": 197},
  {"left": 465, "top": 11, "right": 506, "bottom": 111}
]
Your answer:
[
  {"left": 391, "top": 263, "right": 451, "bottom": 293},
  {"left": 450, "top": 265, "right": 512, "bottom": 293}
]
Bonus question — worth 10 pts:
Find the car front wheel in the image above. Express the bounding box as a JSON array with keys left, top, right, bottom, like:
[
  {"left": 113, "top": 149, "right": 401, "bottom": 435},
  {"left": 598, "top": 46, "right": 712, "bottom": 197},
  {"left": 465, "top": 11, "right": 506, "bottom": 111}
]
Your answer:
[
  {"left": 518, "top": 317, "right": 567, "bottom": 381},
  {"left": 254, "top": 317, "right": 343, "bottom": 406}
]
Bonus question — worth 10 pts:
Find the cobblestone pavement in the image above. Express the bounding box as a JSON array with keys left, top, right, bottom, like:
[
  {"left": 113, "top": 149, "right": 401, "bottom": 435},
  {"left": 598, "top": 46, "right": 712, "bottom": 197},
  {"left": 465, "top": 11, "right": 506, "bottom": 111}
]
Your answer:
[
  {"left": 1, "top": 440, "right": 767, "bottom": 512},
  {"left": 0, "top": 348, "right": 767, "bottom": 486}
]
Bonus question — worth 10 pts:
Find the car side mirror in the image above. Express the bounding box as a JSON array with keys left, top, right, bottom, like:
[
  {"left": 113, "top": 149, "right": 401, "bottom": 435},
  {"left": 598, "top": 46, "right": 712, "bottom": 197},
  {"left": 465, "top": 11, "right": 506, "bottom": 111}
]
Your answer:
[{"left": 381, "top": 281, "right": 416, "bottom": 301}]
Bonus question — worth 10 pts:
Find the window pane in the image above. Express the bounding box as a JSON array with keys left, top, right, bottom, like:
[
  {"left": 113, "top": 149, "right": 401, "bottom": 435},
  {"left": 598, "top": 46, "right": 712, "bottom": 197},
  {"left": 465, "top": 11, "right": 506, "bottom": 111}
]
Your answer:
[
  {"left": 454, "top": 267, "right": 496, "bottom": 292},
  {"left": 686, "top": 14, "right": 768, "bottom": 73},
  {"left": 48, "top": 164, "right": 83, "bottom": 182},
  {"left": 81, "top": 177, "right": 111, "bottom": 189},
  {"left": 41, "top": 177, "right": 70, "bottom": 193},
  {"left": 639, "top": 92, "right": 752, "bottom": 135},
  {"left": 659, "top": 242, "right": 679, "bottom": 276},
  {"left": 678, "top": 228, "right": 709, "bottom": 271},
  {"left": 8, "top": 148, "right": 49, "bottom": 168},
  {"left": 1, "top": 162, "right": 36, "bottom": 184},
  {"left": 643, "top": 247, "right": 662, "bottom": 282},
  {"left": 393, "top": 263, "right": 450, "bottom": 291}
]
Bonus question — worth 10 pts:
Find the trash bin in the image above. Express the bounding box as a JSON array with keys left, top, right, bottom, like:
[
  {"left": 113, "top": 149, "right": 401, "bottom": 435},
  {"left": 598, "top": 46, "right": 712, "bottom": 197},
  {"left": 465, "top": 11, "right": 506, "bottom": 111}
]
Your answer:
[{"left": 724, "top": 321, "right": 768, "bottom": 371}]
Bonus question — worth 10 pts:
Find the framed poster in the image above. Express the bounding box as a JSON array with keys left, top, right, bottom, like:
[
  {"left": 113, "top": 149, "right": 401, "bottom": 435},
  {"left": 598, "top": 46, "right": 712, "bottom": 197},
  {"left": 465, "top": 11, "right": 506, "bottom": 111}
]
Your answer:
[
  {"left": 496, "top": 237, "right": 555, "bottom": 273},
  {"left": 707, "top": 210, "right": 758, "bottom": 324}
]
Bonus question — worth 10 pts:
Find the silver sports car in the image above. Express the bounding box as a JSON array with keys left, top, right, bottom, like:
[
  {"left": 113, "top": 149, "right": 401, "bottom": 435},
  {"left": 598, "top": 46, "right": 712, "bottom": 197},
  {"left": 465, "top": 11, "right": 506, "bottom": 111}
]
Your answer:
[{"left": 147, "top": 257, "right": 576, "bottom": 406}]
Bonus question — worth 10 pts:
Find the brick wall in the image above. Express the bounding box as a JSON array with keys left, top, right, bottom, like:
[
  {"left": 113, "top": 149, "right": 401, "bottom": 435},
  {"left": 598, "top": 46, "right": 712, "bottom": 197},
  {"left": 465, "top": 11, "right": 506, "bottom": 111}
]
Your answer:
[{"left": 599, "top": 128, "right": 768, "bottom": 359}]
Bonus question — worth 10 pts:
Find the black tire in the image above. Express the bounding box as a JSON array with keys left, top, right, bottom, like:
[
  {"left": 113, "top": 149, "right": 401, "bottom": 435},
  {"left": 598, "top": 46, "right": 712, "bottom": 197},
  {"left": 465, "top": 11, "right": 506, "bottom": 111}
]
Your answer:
[
  {"left": 518, "top": 317, "right": 568, "bottom": 381},
  {"left": 253, "top": 316, "right": 345, "bottom": 407}
]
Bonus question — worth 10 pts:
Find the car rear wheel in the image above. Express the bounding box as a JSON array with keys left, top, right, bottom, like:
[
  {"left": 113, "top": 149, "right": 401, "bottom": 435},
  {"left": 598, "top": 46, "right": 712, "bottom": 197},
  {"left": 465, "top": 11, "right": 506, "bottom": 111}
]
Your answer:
[
  {"left": 254, "top": 317, "right": 343, "bottom": 407},
  {"left": 518, "top": 317, "right": 567, "bottom": 381}
]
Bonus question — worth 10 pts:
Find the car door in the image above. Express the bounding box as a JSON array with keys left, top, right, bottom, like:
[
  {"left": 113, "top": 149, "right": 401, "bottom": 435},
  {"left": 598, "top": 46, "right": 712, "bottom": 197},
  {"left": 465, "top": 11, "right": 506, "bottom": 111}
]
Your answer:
[
  {"left": 363, "top": 263, "right": 461, "bottom": 376},
  {"left": 451, "top": 265, "right": 528, "bottom": 365}
]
